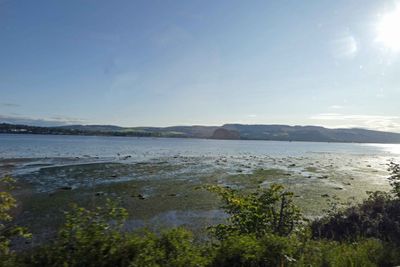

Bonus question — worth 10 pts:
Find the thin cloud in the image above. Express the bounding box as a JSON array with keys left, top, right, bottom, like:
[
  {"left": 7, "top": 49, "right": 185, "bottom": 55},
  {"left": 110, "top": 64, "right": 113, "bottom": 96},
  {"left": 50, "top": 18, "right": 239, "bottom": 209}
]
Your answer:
[
  {"left": 0, "top": 103, "right": 20, "bottom": 108},
  {"left": 333, "top": 31, "right": 358, "bottom": 59},
  {"left": 329, "top": 105, "right": 343, "bottom": 109},
  {"left": 310, "top": 113, "right": 399, "bottom": 121},
  {"left": 310, "top": 113, "right": 400, "bottom": 132}
]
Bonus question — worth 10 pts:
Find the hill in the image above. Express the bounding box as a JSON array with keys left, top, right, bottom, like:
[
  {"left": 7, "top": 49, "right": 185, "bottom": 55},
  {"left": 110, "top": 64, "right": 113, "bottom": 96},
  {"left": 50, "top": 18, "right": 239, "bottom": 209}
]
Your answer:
[
  {"left": 1, "top": 123, "right": 400, "bottom": 143},
  {"left": 222, "top": 124, "right": 400, "bottom": 143}
]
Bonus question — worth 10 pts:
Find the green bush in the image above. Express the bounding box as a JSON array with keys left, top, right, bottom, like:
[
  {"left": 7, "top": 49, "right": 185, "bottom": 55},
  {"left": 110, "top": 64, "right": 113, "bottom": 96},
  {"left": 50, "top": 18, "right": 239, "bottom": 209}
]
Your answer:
[
  {"left": 211, "top": 234, "right": 264, "bottom": 267},
  {"left": 297, "top": 239, "right": 389, "bottom": 267},
  {"left": 4, "top": 171, "right": 400, "bottom": 267},
  {"left": 210, "top": 234, "right": 394, "bottom": 267},
  {"left": 388, "top": 161, "right": 400, "bottom": 197},
  {"left": 311, "top": 163, "right": 400, "bottom": 245},
  {"left": 129, "top": 228, "right": 208, "bottom": 267},
  {"left": 25, "top": 200, "right": 130, "bottom": 266},
  {"left": 0, "top": 176, "right": 30, "bottom": 266},
  {"left": 24, "top": 202, "right": 207, "bottom": 267},
  {"left": 206, "top": 184, "right": 303, "bottom": 239},
  {"left": 206, "top": 182, "right": 400, "bottom": 266}
]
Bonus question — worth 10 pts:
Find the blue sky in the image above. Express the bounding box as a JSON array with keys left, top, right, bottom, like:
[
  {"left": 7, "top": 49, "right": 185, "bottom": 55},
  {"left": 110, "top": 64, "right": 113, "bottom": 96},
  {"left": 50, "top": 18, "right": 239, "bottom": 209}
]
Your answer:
[{"left": 1, "top": 0, "right": 400, "bottom": 131}]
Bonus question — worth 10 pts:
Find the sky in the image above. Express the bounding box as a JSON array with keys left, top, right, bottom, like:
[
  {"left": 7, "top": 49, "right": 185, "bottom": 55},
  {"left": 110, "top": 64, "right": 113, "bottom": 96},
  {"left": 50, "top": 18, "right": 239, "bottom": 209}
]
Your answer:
[{"left": 1, "top": 0, "right": 400, "bottom": 131}]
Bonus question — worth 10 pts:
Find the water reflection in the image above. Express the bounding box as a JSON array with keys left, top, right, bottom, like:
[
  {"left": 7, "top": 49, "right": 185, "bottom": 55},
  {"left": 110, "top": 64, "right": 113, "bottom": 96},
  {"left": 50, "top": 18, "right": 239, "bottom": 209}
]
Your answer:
[{"left": 363, "top": 143, "right": 400, "bottom": 155}]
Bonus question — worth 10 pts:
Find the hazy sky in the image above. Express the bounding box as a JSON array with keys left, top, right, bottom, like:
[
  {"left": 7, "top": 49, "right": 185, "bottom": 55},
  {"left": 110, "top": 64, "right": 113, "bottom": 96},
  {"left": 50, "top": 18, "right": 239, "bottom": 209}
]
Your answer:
[{"left": 1, "top": 0, "right": 400, "bottom": 131}]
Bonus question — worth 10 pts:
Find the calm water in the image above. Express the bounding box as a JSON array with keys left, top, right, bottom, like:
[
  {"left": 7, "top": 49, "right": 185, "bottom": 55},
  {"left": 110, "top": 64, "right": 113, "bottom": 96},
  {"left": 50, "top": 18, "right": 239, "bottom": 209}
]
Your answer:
[{"left": 1, "top": 134, "right": 399, "bottom": 160}]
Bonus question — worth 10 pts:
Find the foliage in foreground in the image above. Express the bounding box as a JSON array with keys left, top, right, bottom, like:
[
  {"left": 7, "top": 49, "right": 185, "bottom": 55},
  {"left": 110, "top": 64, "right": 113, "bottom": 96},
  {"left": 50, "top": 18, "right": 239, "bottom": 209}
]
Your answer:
[
  {"left": 23, "top": 202, "right": 208, "bottom": 267},
  {"left": 206, "top": 184, "right": 303, "bottom": 239},
  {"left": 1, "top": 163, "right": 400, "bottom": 266},
  {"left": 0, "top": 177, "right": 30, "bottom": 266},
  {"left": 18, "top": 192, "right": 398, "bottom": 267},
  {"left": 312, "top": 162, "right": 400, "bottom": 245}
]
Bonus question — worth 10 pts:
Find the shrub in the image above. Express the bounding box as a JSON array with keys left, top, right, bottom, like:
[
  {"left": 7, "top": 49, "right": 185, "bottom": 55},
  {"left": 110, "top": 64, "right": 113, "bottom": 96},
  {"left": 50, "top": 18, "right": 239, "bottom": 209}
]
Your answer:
[
  {"left": 206, "top": 184, "right": 303, "bottom": 239},
  {"left": 311, "top": 164, "right": 400, "bottom": 245},
  {"left": 129, "top": 228, "right": 208, "bottom": 267},
  {"left": 388, "top": 161, "right": 400, "bottom": 198},
  {"left": 26, "top": 200, "right": 130, "bottom": 266},
  {"left": 25, "top": 202, "right": 207, "bottom": 267},
  {"left": 11, "top": 170, "right": 400, "bottom": 266},
  {"left": 0, "top": 176, "right": 30, "bottom": 266},
  {"left": 297, "top": 239, "right": 389, "bottom": 267}
]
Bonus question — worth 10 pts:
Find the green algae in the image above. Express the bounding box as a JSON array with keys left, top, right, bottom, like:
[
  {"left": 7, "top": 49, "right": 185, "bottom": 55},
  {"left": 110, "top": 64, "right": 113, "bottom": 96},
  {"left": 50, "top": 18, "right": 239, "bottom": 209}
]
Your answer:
[{"left": 10, "top": 156, "right": 393, "bottom": 243}]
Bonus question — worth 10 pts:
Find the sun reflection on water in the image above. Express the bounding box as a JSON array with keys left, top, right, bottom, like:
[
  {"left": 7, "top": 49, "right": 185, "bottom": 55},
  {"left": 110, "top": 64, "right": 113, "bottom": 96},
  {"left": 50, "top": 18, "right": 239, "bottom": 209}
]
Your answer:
[{"left": 365, "top": 143, "right": 400, "bottom": 155}]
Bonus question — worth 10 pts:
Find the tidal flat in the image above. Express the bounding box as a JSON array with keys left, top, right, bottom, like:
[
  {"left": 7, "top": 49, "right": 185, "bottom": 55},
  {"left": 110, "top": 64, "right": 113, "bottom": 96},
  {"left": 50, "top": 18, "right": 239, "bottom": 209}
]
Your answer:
[
  {"left": 1, "top": 135, "right": 399, "bottom": 246},
  {"left": 2, "top": 154, "right": 395, "bottom": 245}
]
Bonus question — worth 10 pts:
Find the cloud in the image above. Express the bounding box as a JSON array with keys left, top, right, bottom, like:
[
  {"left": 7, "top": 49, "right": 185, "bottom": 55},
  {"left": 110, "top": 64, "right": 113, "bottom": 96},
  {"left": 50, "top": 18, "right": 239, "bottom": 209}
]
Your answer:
[
  {"left": 0, "top": 103, "right": 20, "bottom": 108},
  {"left": 310, "top": 113, "right": 399, "bottom": 121},
  {"left": 329, "top": 105, "right": 343, "bottom": 109},
  {"left": 247, "top": 114, "right": 257, "bottom": 118},
  {"left": 333, "top": 31, "right": 358, "bottom": 59},
  {"left": 310, "top": 113, "right": 400, "bottom": 132},
  {"left": 0, "top": 114, "right": 86, "bottom": 127}
]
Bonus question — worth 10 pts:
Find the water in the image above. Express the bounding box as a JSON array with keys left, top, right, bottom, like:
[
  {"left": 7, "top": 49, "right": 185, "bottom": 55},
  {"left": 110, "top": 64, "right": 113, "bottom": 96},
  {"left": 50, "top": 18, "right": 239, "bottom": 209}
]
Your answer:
[
  {"left": 1, "top": 134, "right": 399, "bottom": 160},
  {"left": 2, "top": 134, "right": 399, "bottom": 192},
  {"left": 2, "top": 134, "right": 400, "bottom": 238}
]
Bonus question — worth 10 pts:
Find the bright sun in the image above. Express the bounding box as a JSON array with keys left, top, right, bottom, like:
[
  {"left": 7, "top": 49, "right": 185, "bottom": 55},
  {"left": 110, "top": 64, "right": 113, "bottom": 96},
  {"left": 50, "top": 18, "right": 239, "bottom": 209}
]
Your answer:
[{"left": 376, "top": 3, "right": 400, "bottom": 51}]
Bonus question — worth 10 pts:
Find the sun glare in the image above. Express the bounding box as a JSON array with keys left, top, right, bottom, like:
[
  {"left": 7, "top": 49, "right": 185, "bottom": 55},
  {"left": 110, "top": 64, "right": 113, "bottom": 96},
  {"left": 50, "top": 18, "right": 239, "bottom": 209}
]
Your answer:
[{"left": 376, "top": 3, "right": 400, "bottom": 52}]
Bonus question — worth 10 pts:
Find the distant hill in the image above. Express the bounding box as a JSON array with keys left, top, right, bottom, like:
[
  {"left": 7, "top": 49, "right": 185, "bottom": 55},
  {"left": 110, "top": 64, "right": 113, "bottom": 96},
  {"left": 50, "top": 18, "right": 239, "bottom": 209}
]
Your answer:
[
  {"left": 222, "top": 124, "right": 400, "bottom": 143},
  {"left": 58, "top": 125, "right": 124, "bottom": 132},
  {"left": 1, "top": 123, "right": 400, "bottom": 144},
  {"left": 211, "top": 128, "right": 241, "bottom": 140},
  {"left": 56, "top": 125, "right": 218, "bottom": 138}
]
